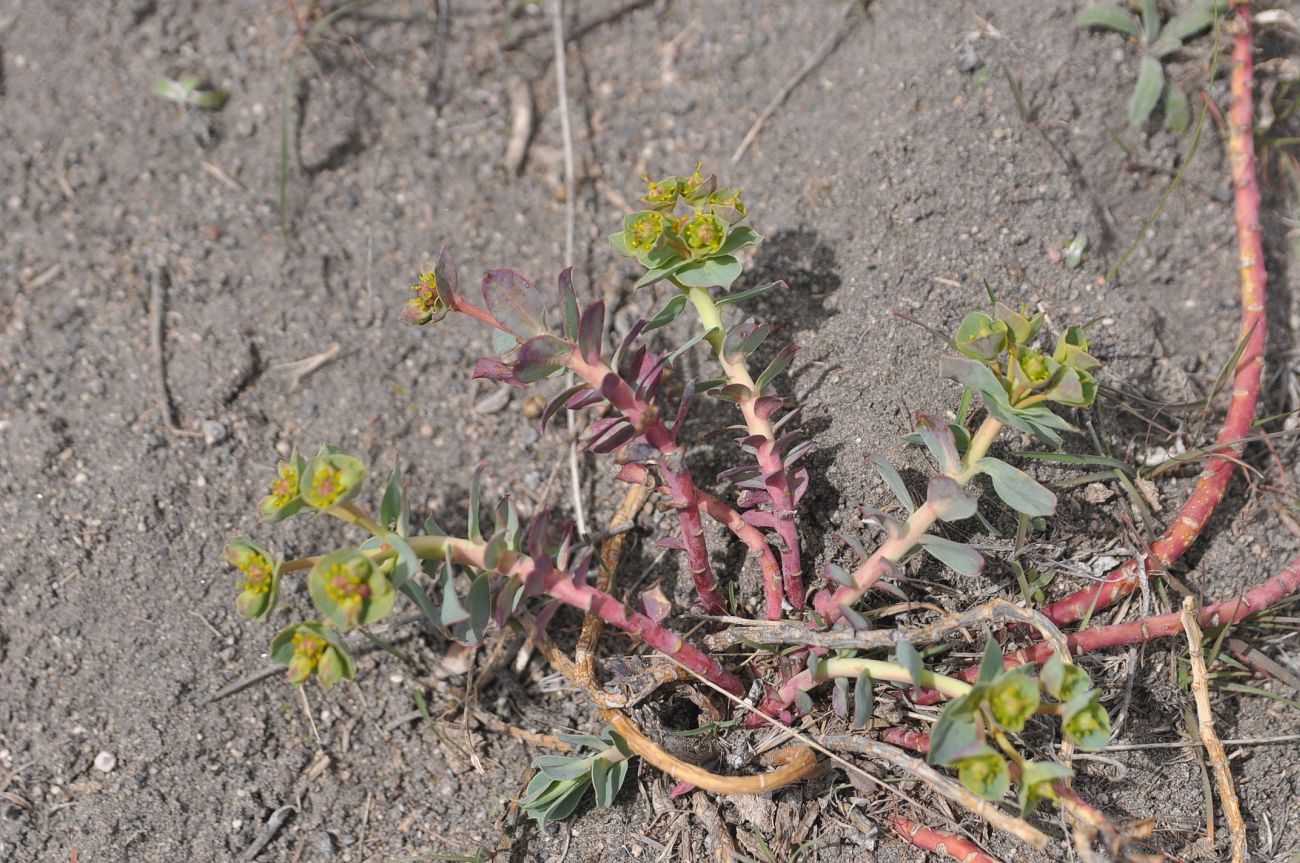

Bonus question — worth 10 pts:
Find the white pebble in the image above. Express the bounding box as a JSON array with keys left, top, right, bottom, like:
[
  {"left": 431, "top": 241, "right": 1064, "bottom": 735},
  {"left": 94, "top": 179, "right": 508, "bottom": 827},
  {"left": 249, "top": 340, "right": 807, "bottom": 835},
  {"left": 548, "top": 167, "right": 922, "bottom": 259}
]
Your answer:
[{"left": 93, "top": 751, "right": 117, "bottom": 773}]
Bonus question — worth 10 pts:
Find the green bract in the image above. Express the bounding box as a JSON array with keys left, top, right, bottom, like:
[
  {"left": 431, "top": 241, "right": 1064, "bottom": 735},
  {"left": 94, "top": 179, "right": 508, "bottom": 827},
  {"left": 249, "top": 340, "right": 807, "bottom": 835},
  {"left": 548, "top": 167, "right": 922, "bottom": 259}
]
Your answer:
[
  {"left": 955, "top": 311, "right": 1008, "bottom": 361},
  {"left": 308, "top": 549, "right": 395, "bottom": 629},
  {"left": 1040, "top": 654, "right": 1093, "bottom": 702},
  {"left": 401, "top": 269, "right": 447, "bottom": 326},
  {"left": 1062, "top": 692, "right": 1112, "bottom": 751},
  {"left": 259, "top": 448, "right": 306, "bottom": 522},
  {"left": 682, "top": 212, "right": 727, "bottom": 258},
  {"left": 224, "top": 538, "right": 281, "bottom": 620},
  {"left": 639, "top": 175, "right": 680, "bottom": 210},
  {"left": 269, "top": 621, "right": 355, "bottom": 688},
  {"left": 986, "top": 671, "right": 1040, "bottom": 732},
  {"left": 301, "top": 447, "right": 366, "bottom": 510},
  {"left": 994, "top": 302, "right": 1043, "bottom": 346},
  {"left": 624, "top": 210, "right": 666, "bottom": 256},
  {"left": 1053, "top": 325, "right": 1100, "bottom": 372},
  {"left": 1018, "top": 761, "right": 1073, "bottom": 816},
  {"left": 954, "top": 744, "right": 1011, "bottom": 801}
]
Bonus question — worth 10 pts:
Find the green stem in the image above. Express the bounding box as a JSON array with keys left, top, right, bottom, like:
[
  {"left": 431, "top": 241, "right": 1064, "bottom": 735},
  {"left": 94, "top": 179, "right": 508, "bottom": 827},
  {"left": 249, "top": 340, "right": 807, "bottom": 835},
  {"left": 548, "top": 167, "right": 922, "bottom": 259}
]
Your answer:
[
  {"left": 329, "top": 502, "right": 386, "bottom": 536},
  {"left": 773, "top": 657, "right": 972, "bottom": 707}
]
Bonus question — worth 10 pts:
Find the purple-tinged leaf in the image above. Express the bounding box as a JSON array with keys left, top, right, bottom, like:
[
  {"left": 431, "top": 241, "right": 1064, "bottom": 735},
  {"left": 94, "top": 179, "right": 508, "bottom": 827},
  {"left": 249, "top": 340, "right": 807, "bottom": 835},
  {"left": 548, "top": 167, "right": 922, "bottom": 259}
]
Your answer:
[
  {"left": 526, "top": 554, "right": 553, "bottom": 596},
  {"left": 568, "top": 388, "right": 604, "bottom": 409},
  {"left": 671, "top": 380, "right": 696, "bottom": 437},
  {"left": 790, "top": 467, "right": 809, "bottom": 503},
  {"left": 472, "top": 357, "right": 523, "bottom": 386},
  {"left": 755, "top": 344, "right": 799, "bottom": 393},
  {"left": 736, "top": 434, "right": 768, "bottom": 450},
  {"left": 435, "top": 245, "right": 460, "bottom": 309},
  {"left": 915, "top": 413, "right": 961, "bottom": 474},
  {"left": 495, "top": 575, "right": 522, "bottom": 628},
  {"left": 571, "top": 551, "right": 593, "bottom": 587},
  {"left": 588, "top": 424, "right": 638, "bottom": 454},
  {"left": 926, "top": 475, "right": 977, "bottom": 522},
  {"left": 583, "top": 416, "right": 625, "bottom": 441},
  {"left": 533, "top": 598, "right": 563, "bottom": 633},
  {"left": 872, "top": 580, "right": 909, "bottom": 602},
  {"left": 741, "top": 510, "right": 778, "bottom": 529},
  {"left": 832, "top": 677, "right": 849, "bottom": 717},
  {"left": 785, "top": 441, "right": 814, "bottom": 467},
  {"left": 717, "top": 464, "right": 761, "bottom": 483},
  {"left": 598, "top": 372, "right": 628, "bottom": 404},
  {"left": 526, "top": 509, "right": 553, "bottom": 559},
  {"left": 612, "top": 320, "right": 647, "bottom": 371},
  {"left": 656, "top": 536, "right": 686, "bottom": 552},
  {"left": 710, "top": 382, "right": 752, "bottom": 403},
  {"left": 640, "top": 584, "right": 672, "bottom": 623},
  {"left": 772, "top": 432, "right": 802, "bottom": 458},
  {"left": 514, "top": 334, "right": 571, "bottom": 383},
  {"left": 736, "top": 475, "right": 768, "bottom": 491},
  {"left": 482, "top": 269, "right": 546, "bottom": 338},
  {"left": 614, "top": 442, "right": 658, "bottom": 465},
  {"left": 579, "top": 300, "right": 605, "bottom": 363},
  {"left": 753, "top": 395, "right": 788, "bottom": 421},
  {"left": 772, "top": 405, "right": 803, "bottom": 432},
  {"left": 737, "top": 488, "right": 774, "bottom": 508},
  {"left": 557, "top": 267, "right": 579, "bottom": 340},
  {"left": 541, "top": 384, "right": 587, "bottom": 433},
  {"left": 762, "top": 467, "right": 790, "bottom": 495}
]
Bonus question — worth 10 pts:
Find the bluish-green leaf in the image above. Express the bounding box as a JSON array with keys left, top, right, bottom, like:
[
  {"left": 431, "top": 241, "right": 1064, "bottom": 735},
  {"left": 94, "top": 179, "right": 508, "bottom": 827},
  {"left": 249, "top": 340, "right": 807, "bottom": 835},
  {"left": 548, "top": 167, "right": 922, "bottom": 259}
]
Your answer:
[
  {"left": 926, "top": 475, "right": 977, "bottom": 522},
  {"left": 1162, "top": 79, "right": 1190, "bottom": 133},
  {"left": 1075, "top": 3, "right": 1141, "bottom": 38},
  {"left": 978, "top": 639, "right": 1004, "bottom": 684},
  {"left": 894, "top": 641, "right": 924, "bottom": 697},
  {"left": 673, "top": 255, "right": 743, "bottom": 290},
  {"left": 642, "top": 294, "right": 689, "bottom": 332},
  {"left": 380, "top": 463, "right": 406, "bottom": 536},
  {"left": 975, "top": 457, "right": 1057, "bottom": 516},
  {"left": 872, "top": 456, "right": 915, "bottom": 513},
  {"left": 1129, "top": 56, "right": 1164, "bottom": 126},
  {"left": 851, "top": 672, "right": 874, "bottom": 729},
  {"left": 919, "top": 534, "right": 984, "bottom": 577}
]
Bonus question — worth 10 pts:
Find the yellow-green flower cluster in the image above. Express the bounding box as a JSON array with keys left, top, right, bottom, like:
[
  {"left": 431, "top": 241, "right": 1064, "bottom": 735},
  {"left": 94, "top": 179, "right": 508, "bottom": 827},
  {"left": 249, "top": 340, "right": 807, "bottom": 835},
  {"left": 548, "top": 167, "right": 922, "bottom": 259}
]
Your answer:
[
  {"left": 224, "top": 538, "right": 281, "bottom": 620},
  {"left": 611, "top": 165, "right": 751, "bottom": 270}
]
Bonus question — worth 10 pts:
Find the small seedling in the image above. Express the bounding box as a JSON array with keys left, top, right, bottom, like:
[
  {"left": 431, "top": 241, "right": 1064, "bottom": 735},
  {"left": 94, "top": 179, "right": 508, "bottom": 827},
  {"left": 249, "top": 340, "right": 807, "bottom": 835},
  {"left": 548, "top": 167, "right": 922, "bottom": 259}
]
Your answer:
[
  {"left": 519, "top": 728, "right": 633, "bottom": 825},
  {"left": 1077, "top": 0, "right": 1221, "bottom": 130},
  {"left": 151, "top": 74, "right": 229, "bottom": 111}
]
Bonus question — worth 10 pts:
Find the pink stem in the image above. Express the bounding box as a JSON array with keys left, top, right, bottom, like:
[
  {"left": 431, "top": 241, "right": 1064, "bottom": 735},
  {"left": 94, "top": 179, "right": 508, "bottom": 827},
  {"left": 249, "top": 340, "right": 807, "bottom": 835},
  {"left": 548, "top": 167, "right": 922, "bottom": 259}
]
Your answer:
[
  {"left": 1038, "top": 1, "right": 1266, "bottom": 628},
  {"left": 618, "top": 463, "right": 784, "bottom": 620},
  {"left": 442, "top": 538, "right": 745, "bottom": 696},
  {"left": 566, "top": 353, "right": 727, "bottom": 616}
]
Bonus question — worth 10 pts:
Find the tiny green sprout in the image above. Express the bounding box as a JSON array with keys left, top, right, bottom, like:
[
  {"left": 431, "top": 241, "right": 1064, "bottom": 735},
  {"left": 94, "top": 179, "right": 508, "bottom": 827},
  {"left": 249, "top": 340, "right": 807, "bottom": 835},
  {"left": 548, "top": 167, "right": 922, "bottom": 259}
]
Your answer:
[
  {"left": 301, "top": 447, "right": 367, "bottom": 510},
  {"left": 151, "top": 74, "right": 229, "bottom": 111},
  {"left": 986, "top": 671, "right": 1040, "bottom": 733},
  {"left": 1039, "top": 653, "right": 1094, "bottom": 702},
  {"left": 681, "top": 212, "right": 727, "bottom": 258},
  {"left": 400, "top": 269, "right": 448, "bottom": 326},
  {"left": 1062, "top": 692, "right": 1112, "bottom": 751},
  {"left": 1063, "top": 232, "right": 1088, "bottom": 269},
  {"left": 955, "top": 311, "right": 1008, "bottom": 361},
  {"left": 954, "top": 744, "right": 1011, "bottom": 801},
  {"left": 308, "top": 549, "right": 395, "bottom": 629},
  {"left": 269, "top": 621, "right": 355, "bottom": 688},
  {"left": 259, "top": 449, "right": 306, "bottom": 522},
  {"left": 224, "top": 538, "right": 281, "bottom": 620}
]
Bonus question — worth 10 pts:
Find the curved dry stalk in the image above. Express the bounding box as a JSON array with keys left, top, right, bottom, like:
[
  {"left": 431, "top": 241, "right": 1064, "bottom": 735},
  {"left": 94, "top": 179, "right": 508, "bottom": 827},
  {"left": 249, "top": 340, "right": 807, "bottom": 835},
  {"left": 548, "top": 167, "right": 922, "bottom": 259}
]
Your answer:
[
  {"left": 1039, "top": 0, "right": 1267, "bottom": 629},
  {"left": 1182, "top": 596, "right": 1247, "bottom": 863}
]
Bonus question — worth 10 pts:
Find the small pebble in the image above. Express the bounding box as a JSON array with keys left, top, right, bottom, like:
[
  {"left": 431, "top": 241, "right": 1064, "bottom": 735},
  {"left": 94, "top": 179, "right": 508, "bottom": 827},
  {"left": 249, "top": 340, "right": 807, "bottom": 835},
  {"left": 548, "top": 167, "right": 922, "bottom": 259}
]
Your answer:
[
  {"left": 201, "top": 419, "right": 228, "bottom": 446},
  {"left": 1083, "top": 483, "right": 1114, "bottom": 504},
  {"left": 93, "top": 751, "right": 117, "bottom": 773},
  {"left": 522, "top": 394, "right": 545, "bottom": 419},
  {"left": 474, "top": 387, "right": 511, "bottom": 414}
]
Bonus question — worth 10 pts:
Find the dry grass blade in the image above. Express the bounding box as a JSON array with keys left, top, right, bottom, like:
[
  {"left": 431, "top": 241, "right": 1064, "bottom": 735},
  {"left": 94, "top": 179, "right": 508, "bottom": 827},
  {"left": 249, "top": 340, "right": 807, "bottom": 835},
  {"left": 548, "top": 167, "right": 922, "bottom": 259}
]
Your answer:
[
  {"left": 1181, "top": 596, "right": 1247, "bottom": 863},
  {"left": 706, "top": 598, "right": 1069, "bottom": 657}
]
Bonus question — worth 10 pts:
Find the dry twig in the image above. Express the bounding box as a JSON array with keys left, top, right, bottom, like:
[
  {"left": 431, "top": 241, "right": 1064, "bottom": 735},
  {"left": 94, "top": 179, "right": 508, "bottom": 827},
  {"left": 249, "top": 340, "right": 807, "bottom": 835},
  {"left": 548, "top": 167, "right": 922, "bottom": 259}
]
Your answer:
[{"left": 1181, "top": 596, "right": 1247, "bottom": 863}]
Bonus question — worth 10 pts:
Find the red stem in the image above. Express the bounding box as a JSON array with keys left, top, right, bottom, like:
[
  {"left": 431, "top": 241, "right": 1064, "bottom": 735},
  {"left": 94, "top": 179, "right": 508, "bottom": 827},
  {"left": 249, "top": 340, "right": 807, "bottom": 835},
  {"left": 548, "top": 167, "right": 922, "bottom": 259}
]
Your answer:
[
  {"left": 564, "top": 353, "right": 727, "bottom": 616},
  {"left": 901, "top": 554, "right": 1300, "bottom": 703},
  {"left": 1038, "top": 1, "right": 1267, "bottom": 629},
  {"left": 889, "top": 816, "right": 1002, "bottom": 863},
  {"left": 441, "top": 537, "right": 745, "bottom": 696},
  {"left": 618, "top": 463, "right": 784, "bottom": 620}
]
